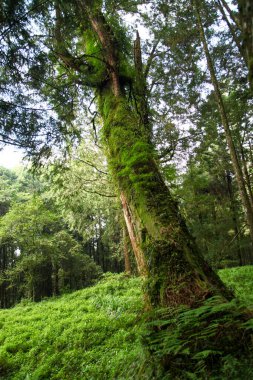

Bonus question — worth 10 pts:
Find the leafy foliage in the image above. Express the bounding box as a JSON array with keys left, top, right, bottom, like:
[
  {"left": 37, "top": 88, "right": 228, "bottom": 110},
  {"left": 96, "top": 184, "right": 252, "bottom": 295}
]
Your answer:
[
  {"left": 142, "top": 297, "right": 253, "bottom": 379},
  {"left": 42, "top": 137, "right": 125, "bottom": 273},
  {"left": 0, "top": 169, "right": 102, "bottom": 307}
]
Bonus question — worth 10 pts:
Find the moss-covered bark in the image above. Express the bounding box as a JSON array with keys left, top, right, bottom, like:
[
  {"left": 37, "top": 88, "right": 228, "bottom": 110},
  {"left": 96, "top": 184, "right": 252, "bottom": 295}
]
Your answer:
[
  {"left": 98, "top": 91, "right": 231, "bottom": 307},
  {"left": 54, "top": 1, "right": 232, "bottom": 307}
]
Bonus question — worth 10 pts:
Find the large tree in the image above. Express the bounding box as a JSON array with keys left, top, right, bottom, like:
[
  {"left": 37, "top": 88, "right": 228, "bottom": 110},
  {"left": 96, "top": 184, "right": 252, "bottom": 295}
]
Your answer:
[{"left": 0, "top": 0, "right": 233, "bottom": 307}]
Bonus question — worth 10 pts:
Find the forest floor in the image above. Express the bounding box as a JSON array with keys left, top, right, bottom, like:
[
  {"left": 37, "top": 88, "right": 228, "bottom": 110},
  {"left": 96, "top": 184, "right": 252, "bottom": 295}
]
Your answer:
[{"left": 0, "top": 267, "right": 252, "bottom": 380}]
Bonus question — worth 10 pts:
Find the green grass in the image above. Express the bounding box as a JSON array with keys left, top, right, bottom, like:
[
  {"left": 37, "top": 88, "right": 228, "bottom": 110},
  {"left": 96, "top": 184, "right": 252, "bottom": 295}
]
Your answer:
[
  {"left": 0, "top": 273, "right": 144, "bottom": 380},
  {"left": 0, "top": 266, "right": 252, "bottom": 380},
  {"left": 218, "top": 265, "right": 253, "bottom": 304}
]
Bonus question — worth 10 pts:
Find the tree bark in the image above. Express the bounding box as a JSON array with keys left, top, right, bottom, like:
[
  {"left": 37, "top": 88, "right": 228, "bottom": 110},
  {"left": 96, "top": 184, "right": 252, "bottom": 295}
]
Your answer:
[
  {"left": 238, "top": 137, "right": 253, "bottom": 209},
  {"left": 237, "top": 0, "right": 253, "bottom": 88},
  {"left": 76, "top": 3, "right": 234, "bottom": 307},
  {"left": 219, "top": 0, "right": 242, "bottom": 30},
  {"left": 122, "top": 224, "right": 131, "bottom": 275},
  {"left": 194, "top": 0, "right": 253, "bottom": 245},
  {"left": 120, "top": 192, "right": 147, "bottom": 276}
]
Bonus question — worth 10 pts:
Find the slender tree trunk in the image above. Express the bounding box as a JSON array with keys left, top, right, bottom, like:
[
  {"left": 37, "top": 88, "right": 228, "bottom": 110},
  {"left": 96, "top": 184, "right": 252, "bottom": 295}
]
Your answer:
[
  {"left": 237, "top": 0, "right": 253, "bottom": 87},
  {"left": 216, "top": 0, "right": 247, "bottom": 64},
  {"left": 226, "top": 171, "right": 243, "bottom": 265},
  {"left": 134, "top": 31, "right": 150, "bottom": 133},
  {"left": 238, "top": 138, "right": 253, "bottom": 209},
  {"left": 194, "top": 0, "right": 253, "bottom": 245},
  {"left": 219, "top": 0, "right": 242, "bottom": 30},
  {"left": 52, "top": 262, "right": 59, "bottom": 296},
  {"left": 249, "top": 141, "right": 253, "bottom": 166}
]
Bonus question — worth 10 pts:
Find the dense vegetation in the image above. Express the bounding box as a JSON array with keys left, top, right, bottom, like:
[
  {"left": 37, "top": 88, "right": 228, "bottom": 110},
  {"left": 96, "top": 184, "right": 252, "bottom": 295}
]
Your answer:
[
  {"left": 0, "top": 166, "right": 126, "bottom": 308},
  {"left": 0, "top": 268, "right": 252, "bottom": 380},
  {"left": 0, "top": 0, "right": 253, "bottom": 378},
  {"left": 0, "top": 274, "right": 144, "bottom": 380}
]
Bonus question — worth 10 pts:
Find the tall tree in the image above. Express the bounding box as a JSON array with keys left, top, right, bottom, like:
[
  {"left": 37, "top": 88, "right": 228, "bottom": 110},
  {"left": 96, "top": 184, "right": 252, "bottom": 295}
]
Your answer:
[
  {"left": 2, "top": 1, "right": 253, "bottom": 374},
  {"left": 1, "top": 0, "right": 231, "bottom": 307},
  {"left": 237, "top": 0, "right": 253, "bottom": 87},
  {"left": 193, "top": 0, "right": 253, "bottom": 245}
]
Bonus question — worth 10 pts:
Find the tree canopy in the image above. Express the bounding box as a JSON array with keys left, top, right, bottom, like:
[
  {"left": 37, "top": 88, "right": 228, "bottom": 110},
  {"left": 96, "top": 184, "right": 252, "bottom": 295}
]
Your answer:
[{"left": 0, "top": 0, "right": 253, "bottom": 377}]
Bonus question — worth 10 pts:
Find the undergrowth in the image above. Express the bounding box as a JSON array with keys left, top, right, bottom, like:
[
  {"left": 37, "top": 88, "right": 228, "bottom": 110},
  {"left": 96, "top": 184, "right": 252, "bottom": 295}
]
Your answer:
[
  {"left": 0, "top": 267, "right": 252, "bottom": 379},
  {"left": 137, "top": 265, "right": 253, "bottom": 379},
  {"left": 218, "top": 265, "right": 253, "bottom": 304},
  {"left": 0, "top": 273, "right": 144, "bottom": 380},
  {"left": 141, "top": 297, "right": 253, "bottom": 379}
]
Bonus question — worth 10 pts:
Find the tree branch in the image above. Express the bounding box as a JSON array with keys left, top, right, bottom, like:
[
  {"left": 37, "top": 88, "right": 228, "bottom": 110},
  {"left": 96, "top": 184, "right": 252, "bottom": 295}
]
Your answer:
[
  {"left": 144, "top": 39, "right": 160, "bottom": 79},
  {"left": 73, "top": 157, "right": 108, "bottom": 175},
  {"left": 218, "top": 0, "right": 242, "bottom": 30}
]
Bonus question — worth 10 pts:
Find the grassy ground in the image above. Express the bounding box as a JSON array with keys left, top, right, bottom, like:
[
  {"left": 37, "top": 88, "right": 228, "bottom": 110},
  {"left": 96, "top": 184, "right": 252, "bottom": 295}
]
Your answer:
[
  {"left": 0, "top": 267, "right": 252, "bottom": 379},
  {"left": 0, "top": 274, "right": 144, "bottom": 380},
  {"left": 218, "top": 265, "right": 253, "bottom": 304}
]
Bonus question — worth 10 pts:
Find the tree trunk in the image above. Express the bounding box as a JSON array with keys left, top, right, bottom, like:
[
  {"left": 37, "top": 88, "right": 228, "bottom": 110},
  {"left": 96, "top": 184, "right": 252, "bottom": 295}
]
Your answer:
[
  {"left": 99, "top": 91, "right": 232, "bottom": 306},
  {"left": 238, "top": 137, "right": 253, "bottom": 209},
  {"left": 194, "top": 0, "right": 253, "bottom": 246},
  {"left": 80, "top": 4, "right": 233, "bottom": 307},
  {"left": 54, "top": 1, "right": 233, "bottom": 308},
  {"left": 122, "top": 225, "right": 131, "bottom": 274},
  {"left": 237, "top": 0, "right": 253, "bottom": 87},
  {"left": 52, "top": 262, "right": 59, "bottom": 296},
  {"left": 226, "top": 171, "right": 244, "bottom": 265},
  {"left": 216, "top": 0, "right": 247, "bottom": 64},
  {"left": 219, "top": 0, "right": 242, "bottom": 30}
]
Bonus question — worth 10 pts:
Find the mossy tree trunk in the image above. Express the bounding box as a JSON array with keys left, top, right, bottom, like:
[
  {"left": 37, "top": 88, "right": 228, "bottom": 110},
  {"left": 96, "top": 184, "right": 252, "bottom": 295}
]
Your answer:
[
  {"left": 99, "top": 90, "right": 231, "bottom": 306},
  {"left": 55, "top": 0, "right": 231, "bottom": 307}
]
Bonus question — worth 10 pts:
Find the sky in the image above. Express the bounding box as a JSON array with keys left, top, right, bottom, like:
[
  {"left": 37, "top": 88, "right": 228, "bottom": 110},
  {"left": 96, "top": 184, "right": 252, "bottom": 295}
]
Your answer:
[{"left": 0, "top": 145, "right": 25, "bottom": 169}]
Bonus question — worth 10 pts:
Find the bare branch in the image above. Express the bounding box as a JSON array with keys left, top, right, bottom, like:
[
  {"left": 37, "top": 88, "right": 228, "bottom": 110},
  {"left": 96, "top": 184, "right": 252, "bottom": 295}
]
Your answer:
[{"left": 144, "top": 39, "right": 160, "bottom": 79}]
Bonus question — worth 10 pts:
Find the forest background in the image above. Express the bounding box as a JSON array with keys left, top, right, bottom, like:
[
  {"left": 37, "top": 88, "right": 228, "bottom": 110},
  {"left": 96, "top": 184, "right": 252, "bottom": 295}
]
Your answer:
[{"left": 0, "top": 0, "right": 253, "bottom": 378}]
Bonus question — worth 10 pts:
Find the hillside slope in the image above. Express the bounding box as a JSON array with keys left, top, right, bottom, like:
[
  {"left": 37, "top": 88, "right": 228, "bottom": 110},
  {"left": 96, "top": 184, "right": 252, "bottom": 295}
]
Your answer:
[
  {"left": 0, "top": 267, "right": 252, "bottom": 380},
  {"left": 0, "top": 274, "right": 144, "bottom": 380}
]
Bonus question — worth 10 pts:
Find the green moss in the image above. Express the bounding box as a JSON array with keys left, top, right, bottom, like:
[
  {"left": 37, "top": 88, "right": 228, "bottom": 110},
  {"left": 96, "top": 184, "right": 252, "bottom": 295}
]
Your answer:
[
  {"left": 118, "top": 54, "right": 135, "bottom": 82},
  {"left": 99, "top": 94, "right": 154, "bottom": 193},
  {"left": 99, "top": 92, "right": 116, "bottom": 120},
  {"left": 82, "top": 29, "right": 107, "bottom": 85},
  {"left": 98, "top": 89, "right": 225, "bottom": 309}
]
